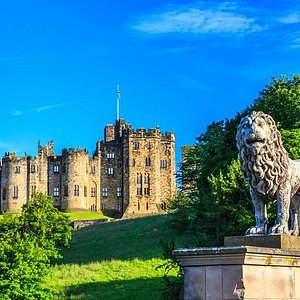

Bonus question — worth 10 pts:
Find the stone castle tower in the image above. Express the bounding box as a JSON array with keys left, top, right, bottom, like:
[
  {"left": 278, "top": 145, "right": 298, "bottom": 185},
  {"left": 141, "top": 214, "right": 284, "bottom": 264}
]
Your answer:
[{"left": 0, "top": 119, "right": 176, "bottom": 217}]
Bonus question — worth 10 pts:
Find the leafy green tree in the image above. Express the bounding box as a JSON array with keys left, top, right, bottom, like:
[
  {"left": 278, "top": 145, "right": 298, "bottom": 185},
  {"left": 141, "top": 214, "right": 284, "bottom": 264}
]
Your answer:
[
  {"left": 171, "top": 75, "right": 300, "bottom": 246},
  {"left": 0, "top": 193, "right": 72, "bottom": 300}
]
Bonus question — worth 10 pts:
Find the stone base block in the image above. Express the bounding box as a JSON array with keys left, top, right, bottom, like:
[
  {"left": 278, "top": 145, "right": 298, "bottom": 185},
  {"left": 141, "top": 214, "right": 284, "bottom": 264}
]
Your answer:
[
  {"left": 224, "top": 235, "right": 300, "bottom": 250},
  {"left": 173, "top": 246, "right": 300, "bottom": 299}
]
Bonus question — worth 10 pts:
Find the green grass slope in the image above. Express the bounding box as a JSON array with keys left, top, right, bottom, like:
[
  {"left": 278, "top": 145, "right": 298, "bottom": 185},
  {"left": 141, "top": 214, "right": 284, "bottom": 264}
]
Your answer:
[{"left": 46, "top": 214, "right": 189, "bottom": 300}]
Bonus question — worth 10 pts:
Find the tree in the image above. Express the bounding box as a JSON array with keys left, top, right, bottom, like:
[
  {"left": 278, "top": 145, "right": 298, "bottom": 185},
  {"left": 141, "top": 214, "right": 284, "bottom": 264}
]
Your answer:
[
  {"left": 170, "top": 75, "right": 300, "bottom": 246},
  {"left": 0, "top": 193, "right": 72, "bottom": 299}
]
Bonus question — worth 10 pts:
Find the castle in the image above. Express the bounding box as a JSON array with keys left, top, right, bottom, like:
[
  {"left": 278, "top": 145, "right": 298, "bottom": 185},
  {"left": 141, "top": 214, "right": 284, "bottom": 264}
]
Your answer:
[{"left": 0, "top": 119, "right": 176, "bottom": 217}]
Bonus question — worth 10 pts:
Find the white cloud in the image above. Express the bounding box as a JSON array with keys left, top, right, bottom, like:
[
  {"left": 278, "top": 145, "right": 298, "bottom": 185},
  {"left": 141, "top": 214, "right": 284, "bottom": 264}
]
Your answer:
[
  {"left": 31, "top": 103, "right": 67, "bottom": 113},
  {"left": 290, "top": 37, "right": 300, "bottom": 49},
  {"left": 12, "top": 101, "right": 74, "bottom": 117},
  {"left": 12, "top": 110, "right": 22, "bottom": 116},
  {"left": 277, "top": 13, "right": 300, "bottom": 24},
  {"left": 133, "top": 2, "right": 263, "bottom": 35}
]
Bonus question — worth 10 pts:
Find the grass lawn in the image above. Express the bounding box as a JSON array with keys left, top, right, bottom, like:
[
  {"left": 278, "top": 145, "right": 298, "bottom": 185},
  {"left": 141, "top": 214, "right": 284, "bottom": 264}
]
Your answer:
[
  {"left": 64, "top": 212, "right": 110, "bottom": 221},
  {"left": 46, "top": 214, "right": 190, "bottom": 299}
]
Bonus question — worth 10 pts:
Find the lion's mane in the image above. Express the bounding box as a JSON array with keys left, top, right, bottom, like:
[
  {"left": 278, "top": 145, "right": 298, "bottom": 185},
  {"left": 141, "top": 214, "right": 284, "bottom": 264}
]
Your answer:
[{"left": 236, "top": 111, "right": 289, "bottom": 196}]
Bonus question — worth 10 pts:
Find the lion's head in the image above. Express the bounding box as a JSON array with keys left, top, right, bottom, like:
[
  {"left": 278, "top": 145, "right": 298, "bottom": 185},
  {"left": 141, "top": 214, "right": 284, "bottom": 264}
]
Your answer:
[{"left": 236, "top": 111, "right": 289, "bottom": 196}]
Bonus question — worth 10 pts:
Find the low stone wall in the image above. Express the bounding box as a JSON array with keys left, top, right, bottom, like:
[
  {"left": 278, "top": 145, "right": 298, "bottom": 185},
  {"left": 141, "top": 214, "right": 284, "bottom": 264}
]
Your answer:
[{"left": 71, "top": 218, "right": 110, "bottom": 230}]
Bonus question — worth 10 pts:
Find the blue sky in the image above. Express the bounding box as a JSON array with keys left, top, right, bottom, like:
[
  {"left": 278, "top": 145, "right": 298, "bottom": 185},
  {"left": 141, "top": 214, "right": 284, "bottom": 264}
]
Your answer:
[{"left": 1, "top": 1, "right": 300, "bottom": 163}]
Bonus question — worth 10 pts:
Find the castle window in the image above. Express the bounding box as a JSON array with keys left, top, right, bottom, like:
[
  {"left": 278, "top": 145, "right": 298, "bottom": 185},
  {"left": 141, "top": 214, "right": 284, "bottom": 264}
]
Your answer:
[
  {"left": 54, "top": 187, "right": 59, "bottom": 197},
  {"left": 53, "top": 165, "right": 59, "bottom": 173},
  {"left": 107, "top": 167, "right": 114, "bottom": 175},
  {"left": 144, "top": 174, "right": 150, "bottom": 184},
  {"left": 74, "top": 185, "right": 79, "bottom": 196},
  {"left": 117, "top": 202, "right": 121, "bottom": 212},
  {"left": 132, "top": 159, "right": 136, "bottom": 167},
  {"left": 107, "top": 153, "right": 115, "bottom": 159},
  {"left": 91, "top": 187, "right": 96, "bottom": 197},
  {"left": 2, "top": 188, "right": 6, "bottom": 200},
  {"left": 137, "top": 173, "right": 142, "bottom": 184},
  {"left": 117, "top": 187, "right": 122, "bottom": 197},
  {"left": 137, "top": 187, "right": 142, "bottom": 196},
  {"left": 146, "top": 202, "right": 149, "bottom": 210},
  {"left": 91, "top": 165, "right": 96, "bottom": 174},
  {"left": 133, "top": 142, "right": 139, "bottom": 150},
  {"left": 30, "top": 165, "right": 36, "bottom": 173},
  {"left": 144, "top": 187, "right": 150, "bottom": 196},
  {"left": 13, "top": 186, "right": 18, "bottom": 198},
  {"left": 147, "top": 142, "right": 152, "bottom": 150},
  {"left": 84, "top": 186, "right": 87, "bottom": 197},
  {"left": 31, "top": 185, "right": 37, "bottom": 196},
  {"left": 102, "top": 187, "right": 108, "bottom": 197},
  {"left": 145, "top": 157, "right": 151, "bottom": 167},
  {"left": 160, "top": 160, "right": 168, "bottom": 169},
  {"left": 161, "top": 202, "right": 167, "bottom": 210},
  {"left": 138, "top": 202, "right": 140, "bottom": 210},
  {"left": 15, "top": 166, "right": 20, "bottom": 173},
  {"left": 64, "top": 185, "right": 68, "bottom": 197}
]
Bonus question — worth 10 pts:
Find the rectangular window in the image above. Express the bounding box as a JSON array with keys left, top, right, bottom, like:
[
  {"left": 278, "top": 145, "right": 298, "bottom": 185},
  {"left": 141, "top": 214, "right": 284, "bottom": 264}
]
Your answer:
[
  {"left": 144, "top": 174, "right": 150, "bottom": 184},
  {"left": 145, "top": 157, "right": 151, "bottom": 167},
  {"left": 160, "top": 160, "right": 168, "bottom": 169},
  {"left": 107, "top": 153, "right": 115, "bottom": 159},
  {"left": 15, "top": 166, "right": 20, "bottom": 173},
  {"left": 74, "top": 185, "right": 79, "bottom": 196},
  {"left": 91, "top": 187, "right": 96, "bottom": 197},
  {"left": 64, "top": 185, "right": 68, "bottom": 197},
  {"left": 53, "top": 165, "right": 59, "bottom": 173},
  {"left": 107, "top": 167, "right": 114, "bottom": 175},
  {"left": 137, "top": 173, "right": 142, "bottom": 184},
  {"left": 54, "top": 187, "right": 59, "bottom": 197},
  {"left": 84, "top": 186, "right": 87, "bottom": 197},
  {"left": 133, "top": 141, "right": 139, "bottom": 150},
  {"left": 137, "top": 187, "right": 142, "bottom": 196},
  {"left": 91, "top": 165, "right": 96, "bottom": 174},
  {"left": 30, "top": 165, "right": 36, "bottom": 173},
  {"left": 31, "top": 185, "right": 37, "bottom": 196},
  {"left": 132, "top": 159, "right": 136, "bottom": 167},
  {"left": 13, "top": 186, "right": 18, "bottom": 198},
  {"left": 102, "top": 187, "right": 108, "bottom": 197},
  {"left": 117, "top": 187, "right": 122, "bottom": 197},
  {"left": 144, "top": 187, "right": 150, "bottom": 196},
  {"left": 2, "top": 188, "right": 6, "bottom": 200}
]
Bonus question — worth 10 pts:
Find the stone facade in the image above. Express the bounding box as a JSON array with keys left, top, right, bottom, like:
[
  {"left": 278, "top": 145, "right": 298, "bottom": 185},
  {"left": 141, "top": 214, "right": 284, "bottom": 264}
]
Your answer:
[{"left": 0, "top": 119, "right": 176, "bottom": 217}]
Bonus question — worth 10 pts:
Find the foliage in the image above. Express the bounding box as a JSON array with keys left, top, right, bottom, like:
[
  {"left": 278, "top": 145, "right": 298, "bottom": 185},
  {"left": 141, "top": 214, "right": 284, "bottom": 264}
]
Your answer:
[
  {"left": 156, "top": 239, "right": 183, "bottom": 300},
  {"left": 164, "top": 74, "right": 300, "bottom": 299},
  {"left": 0, "top": 193, "right": 72, "bottom": 299}
]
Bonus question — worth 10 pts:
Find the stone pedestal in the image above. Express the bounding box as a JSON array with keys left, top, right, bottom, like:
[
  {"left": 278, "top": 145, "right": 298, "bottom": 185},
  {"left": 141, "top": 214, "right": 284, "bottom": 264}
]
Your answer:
[{"left": 173, "top": 243, "right": 300, "bottom": 300}]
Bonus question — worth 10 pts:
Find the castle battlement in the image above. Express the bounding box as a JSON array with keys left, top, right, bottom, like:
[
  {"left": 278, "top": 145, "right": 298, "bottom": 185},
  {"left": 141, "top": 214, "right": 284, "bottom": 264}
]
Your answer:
[
  {"left": 62, "top": 147, "right": 89, "bottom": 157},
  {"left": 0, "top": 117, "right": 176, "bottom": 217}
]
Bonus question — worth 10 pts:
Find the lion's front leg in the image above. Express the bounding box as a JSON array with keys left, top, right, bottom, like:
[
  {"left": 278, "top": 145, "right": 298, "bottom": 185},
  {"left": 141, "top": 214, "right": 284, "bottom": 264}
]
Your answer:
[
  {"left": 269, "top": 185, "right": 291, "bottom": 235},
  {"left": 246, "top": 188, "right": 267, "bottom": 235},
  {"left": 290, "top": 195, "right": 300, "bottom": 236}
]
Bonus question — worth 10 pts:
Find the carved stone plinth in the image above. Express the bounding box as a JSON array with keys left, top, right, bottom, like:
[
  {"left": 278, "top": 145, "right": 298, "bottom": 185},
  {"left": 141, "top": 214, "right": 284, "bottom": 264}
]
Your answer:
[
  {"left": 224, "top": 235, "right": 300, "bottom": 250},
  {"left": 173, "top": 245, "right": 300, "bottom": 300}
]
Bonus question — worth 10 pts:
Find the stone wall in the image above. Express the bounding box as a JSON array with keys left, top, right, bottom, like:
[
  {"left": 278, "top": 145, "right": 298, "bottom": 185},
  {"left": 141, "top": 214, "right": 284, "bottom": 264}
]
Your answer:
[{"left": 0, "top": 119, "right": 176, "bottom": 217}]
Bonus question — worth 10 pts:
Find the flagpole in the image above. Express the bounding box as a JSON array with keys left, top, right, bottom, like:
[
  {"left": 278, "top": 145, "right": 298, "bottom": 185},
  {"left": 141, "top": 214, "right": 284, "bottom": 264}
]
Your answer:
[{"left": 117, "top": 84, "right": 120, "bottom": 121}]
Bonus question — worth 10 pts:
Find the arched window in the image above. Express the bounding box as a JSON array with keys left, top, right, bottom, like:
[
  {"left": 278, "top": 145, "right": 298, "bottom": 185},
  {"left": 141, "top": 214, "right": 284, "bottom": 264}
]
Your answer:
[{"left": 74, "top": 185, "right": 79, "bottom": 196}]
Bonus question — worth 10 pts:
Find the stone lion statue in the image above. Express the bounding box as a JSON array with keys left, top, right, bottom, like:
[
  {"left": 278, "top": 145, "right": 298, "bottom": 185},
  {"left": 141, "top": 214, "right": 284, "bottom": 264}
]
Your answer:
[{"left": 236, "top": 111, "right": 300, "bottom": 235}]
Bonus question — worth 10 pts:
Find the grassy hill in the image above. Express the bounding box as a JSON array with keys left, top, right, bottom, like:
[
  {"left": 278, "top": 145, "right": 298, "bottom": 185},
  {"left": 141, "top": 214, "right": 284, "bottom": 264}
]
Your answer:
[{"left": 46, "top": 214, "right": 190, "bottom": 299}]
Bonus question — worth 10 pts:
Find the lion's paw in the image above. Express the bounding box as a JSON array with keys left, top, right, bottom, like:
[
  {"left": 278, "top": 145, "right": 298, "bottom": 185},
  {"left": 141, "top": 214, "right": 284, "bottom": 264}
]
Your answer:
[
  {"left": 269, "top": 224, "right": 290, "bottom": 235},
  {"left": 246, "top": 226, "right": 265, "bottom": 235}
]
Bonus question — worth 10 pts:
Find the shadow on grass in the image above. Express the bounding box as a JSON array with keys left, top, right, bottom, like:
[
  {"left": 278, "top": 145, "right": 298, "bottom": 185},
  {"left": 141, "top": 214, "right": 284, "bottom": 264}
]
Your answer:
[{"left": 63, "top": 276, "right": 168, "bottom": 300}]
